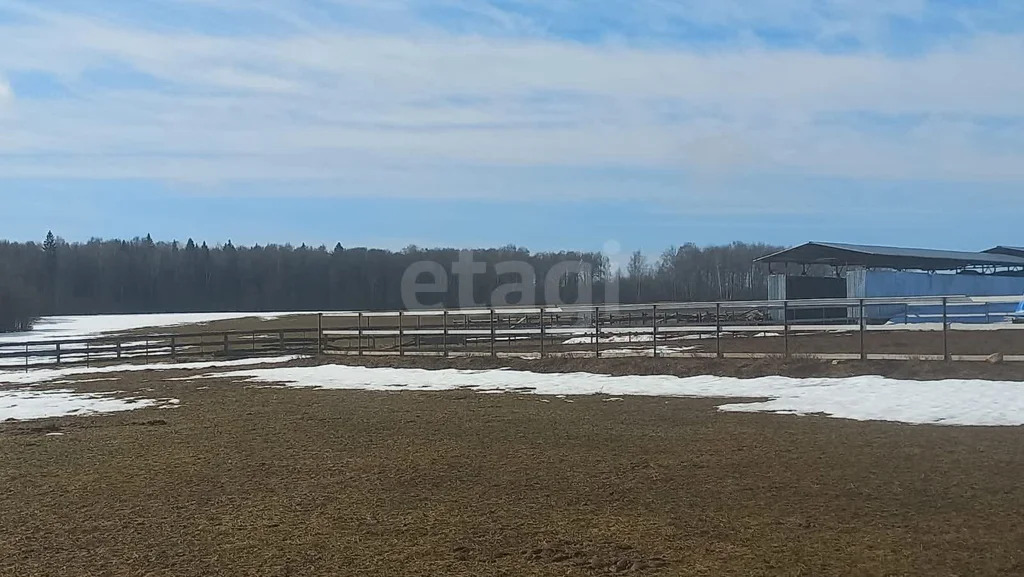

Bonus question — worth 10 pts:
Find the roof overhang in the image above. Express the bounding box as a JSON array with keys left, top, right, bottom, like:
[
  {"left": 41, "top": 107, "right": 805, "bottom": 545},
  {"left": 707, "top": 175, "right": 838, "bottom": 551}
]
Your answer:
[
  {"left": 756, "top": 242, "right": 1024, "bottom": 271},
  {"left": 984, "top": 246, "right": 1024, "bottom": 259}
]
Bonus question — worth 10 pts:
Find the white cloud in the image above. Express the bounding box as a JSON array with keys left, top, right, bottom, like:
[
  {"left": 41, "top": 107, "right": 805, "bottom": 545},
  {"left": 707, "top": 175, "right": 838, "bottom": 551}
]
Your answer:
[
  {"left": 0, "top": 1, "right": 1022, "bottom": 199},
  {"left": 0, "top": 75, "right": 12, "bottom": 125}
]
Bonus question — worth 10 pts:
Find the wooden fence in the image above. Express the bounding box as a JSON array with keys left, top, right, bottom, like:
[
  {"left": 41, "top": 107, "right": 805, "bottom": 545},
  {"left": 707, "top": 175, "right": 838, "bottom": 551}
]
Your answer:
[
  {"left": 0, "top": 328, "right": 320, "bottom": 370},
  {"left": 318, "top": 295, "right": 1024, "bottom": 362},
  {"left": 2, "top": 295, "right": 1023, "bottom": 370}
]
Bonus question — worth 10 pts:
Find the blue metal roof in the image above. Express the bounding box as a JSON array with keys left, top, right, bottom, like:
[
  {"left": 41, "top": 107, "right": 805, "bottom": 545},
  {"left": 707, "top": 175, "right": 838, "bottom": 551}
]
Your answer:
[
  {"left": 757, "top": 242, "right": 1024, "bottom": 270},
  {"left": 985, "top": 246, "right": 1024, "bottom": 258}
]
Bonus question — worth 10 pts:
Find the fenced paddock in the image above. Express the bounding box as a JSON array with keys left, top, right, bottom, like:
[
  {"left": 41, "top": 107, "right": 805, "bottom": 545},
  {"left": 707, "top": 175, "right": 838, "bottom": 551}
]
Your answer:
[
  {"left": 3, "top": 295, "right": 1024, "bottom": 370},
  {"left": 320, "top": 295, "right": 1024, "bottom": 362}
]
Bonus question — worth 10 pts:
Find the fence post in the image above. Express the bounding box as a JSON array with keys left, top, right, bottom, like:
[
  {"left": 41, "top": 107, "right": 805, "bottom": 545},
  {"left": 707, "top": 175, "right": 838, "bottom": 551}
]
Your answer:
[
  {"left": 277, "top": 331, "right": 284, "bottom": 353},
  {"left": 318, "top": 313, "right": 325, "bottom": 357},
  {"left": 859, "top": 299, "right": 866, "bottom": 361},
  {"left": 55, "top": 342, "right": 61, "bottom": 366},
  {"left": 490, "top": 309, "right": 496, "bottom": 358},
  {"left": 783, "top": 300, "right": 790, "bottom": 359},
  {"left": 443, "top": 310, "right": 449, "bottom": 358},
  {"left": 716, "top": 302, "right": 723, "bottom": 359},
  {"left": 594, "top": 306, "right": 601, "bottom": 359},
  {"left": 223, "top": 333, "right": 230, "bottom": 355},
  {"left": 357, "top": 313, "right": 363, "bottom": 356},
  {"left": 539, "top": 308, "right": 546, "bottom": 359},
  {"left": 251, "top": 331, "right": 257, "bottom": 353},
  {"left": 652, "top": 304, "right": 658, "bottom": 358},
  {"left": 398, "top": 311, "right": 405, "bottom": 357},
  {"left": 116, "top": 340, "right": 122, "bottom": 360},
  {"left": 942, "top": 297, "right": 950, "bottom": 361}
]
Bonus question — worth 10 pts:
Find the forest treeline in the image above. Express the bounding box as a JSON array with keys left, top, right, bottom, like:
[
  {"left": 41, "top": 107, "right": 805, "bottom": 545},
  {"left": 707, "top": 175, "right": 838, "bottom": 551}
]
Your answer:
[{"left": 0, "top": 233, "right": 782, "bottom": 333}]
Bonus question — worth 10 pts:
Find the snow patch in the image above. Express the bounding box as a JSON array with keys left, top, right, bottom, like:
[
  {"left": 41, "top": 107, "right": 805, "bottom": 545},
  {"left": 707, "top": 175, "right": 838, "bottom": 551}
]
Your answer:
[
  {"left": 1, "top": 389, "right": 177, "bottom": 422},
  {"left": 0, "top": 355, "right": 304, "bottom": 386},
  {"left": 193, "top": 364, "right": 1024, "bottom": 427},
  {"left": 563, "top": 334, "right": 655, "bottom": 345},
  {"left": 47, "top": 378, "right": 121, "bottom": 385},
  {"left": 0, "top": 312, "right": 305, "bottom": 344}
]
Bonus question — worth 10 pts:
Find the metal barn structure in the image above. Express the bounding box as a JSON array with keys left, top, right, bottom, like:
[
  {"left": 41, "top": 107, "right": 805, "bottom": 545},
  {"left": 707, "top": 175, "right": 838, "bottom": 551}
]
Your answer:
[
  {"left": 757, "top": 242, "right": 1024, "bottom": 323},
  {"left": 986, "top": 246, "right": 1024, "bottom": 259}
]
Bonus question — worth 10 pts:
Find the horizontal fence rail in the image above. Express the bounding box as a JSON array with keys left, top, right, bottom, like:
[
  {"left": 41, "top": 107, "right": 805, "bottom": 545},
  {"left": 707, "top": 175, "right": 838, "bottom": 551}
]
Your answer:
[
  {"left": 314, "top": 295, "right": 1024, "bottom": 363},
  {"left": 2, "top": 294, "right": 1023, "bottom": 371},
  {"left": 0, "top": 328, "right": 321, "bottom": 370}
]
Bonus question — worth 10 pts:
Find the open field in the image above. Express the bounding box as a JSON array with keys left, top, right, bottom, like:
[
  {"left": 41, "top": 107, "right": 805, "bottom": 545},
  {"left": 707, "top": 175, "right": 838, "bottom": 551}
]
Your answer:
[
  {"left": 3, "top": 358, "right": 1024, "bottom": 576},
  {"left": 301, "top": 353, "right": 1024, "bottom": 382}
]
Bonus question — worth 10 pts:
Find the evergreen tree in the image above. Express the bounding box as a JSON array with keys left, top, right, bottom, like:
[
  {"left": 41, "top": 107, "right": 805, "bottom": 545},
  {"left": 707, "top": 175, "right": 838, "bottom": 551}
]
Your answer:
[
  {"left": 0, "top": 233, "right": 780, "bottom": 333},
  {"left": 43, "top": 231, "right": 59, "bottom": 313}
]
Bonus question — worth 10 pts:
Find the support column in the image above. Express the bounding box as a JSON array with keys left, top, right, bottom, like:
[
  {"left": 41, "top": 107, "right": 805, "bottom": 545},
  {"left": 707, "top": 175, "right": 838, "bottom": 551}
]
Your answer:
[
  {"left": 783, "top": 301, "right": 790, "bottom": 359},
  {"left": 859, "top": 299, "right": 866, "bottom": 361},
  {"left": 539, "top": 309, "right": 546, "bottom": 359},
  {"left": 942, "top": 297, "right": 950, "bottom": 361},
  {"left": 443, "top": 310, "right": 449, "bottom": 358},
  {"left": 318, "top": 313, "right": 325, "bottom": 356},
  {"left": 398, "top": 311, "right": 405, "bottom": 356},
  {"left": 716, "top": 303, "right": 723, "bottom": 359},
  {"left": 490, "top": 310, "right": 496, "bottom": 358},
  {"left": 652, "top": 305, "right": 658, "bottom": 358},
  {"left": 357, "top": 313, "right": 364, "bottom": 356}
]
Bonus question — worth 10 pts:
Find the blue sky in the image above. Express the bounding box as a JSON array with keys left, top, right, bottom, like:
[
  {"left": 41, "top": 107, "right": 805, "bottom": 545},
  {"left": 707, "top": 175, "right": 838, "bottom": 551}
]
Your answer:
[{"left": 1, "top": 0, "right": 1023, "bottom": 257}]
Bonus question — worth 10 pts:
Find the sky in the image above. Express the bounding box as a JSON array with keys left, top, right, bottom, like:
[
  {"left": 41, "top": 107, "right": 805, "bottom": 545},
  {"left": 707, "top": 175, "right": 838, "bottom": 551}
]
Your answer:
[{"left": 1, "top": 0, "right": 1023, "bottom": 256}]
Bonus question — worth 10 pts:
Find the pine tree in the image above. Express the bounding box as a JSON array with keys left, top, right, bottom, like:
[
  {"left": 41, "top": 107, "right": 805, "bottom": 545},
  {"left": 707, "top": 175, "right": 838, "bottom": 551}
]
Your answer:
[
  {"left": 43, "top": 231, "right": 59, "bottom": 314},
  {"left": 43, "top": 231, "right": 57, "bottom": 254}
]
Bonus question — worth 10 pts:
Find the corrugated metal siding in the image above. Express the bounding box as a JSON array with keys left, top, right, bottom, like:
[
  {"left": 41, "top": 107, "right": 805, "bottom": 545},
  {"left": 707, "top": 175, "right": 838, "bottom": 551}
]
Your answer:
[
  {"left": 767, "top": 274, "right": 786, "bottom": 321},
  {"left": 764, "top": 269, "right": 1024, "bottom": 323},
  {"left": 768, "top": 274, "right": 786, "bottom": 300},
  {"left": 863, "top": 270, "right": 1024, "bottom": 298},
  {"left": 864, "top": 270, "right": 1024, "bottom": 323},
  {"left": 846, "top": 268, "right": 866, "bottom": 298}
]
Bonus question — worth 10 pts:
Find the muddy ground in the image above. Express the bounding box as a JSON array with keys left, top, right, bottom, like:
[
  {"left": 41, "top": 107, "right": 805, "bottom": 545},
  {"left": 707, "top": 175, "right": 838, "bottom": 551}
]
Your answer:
[
  {"left": 319, "top": 353, "right": 1024, "bottom": 381},
  {"left": 3, "top": 364, "right": 1024, "bottom": 576}
]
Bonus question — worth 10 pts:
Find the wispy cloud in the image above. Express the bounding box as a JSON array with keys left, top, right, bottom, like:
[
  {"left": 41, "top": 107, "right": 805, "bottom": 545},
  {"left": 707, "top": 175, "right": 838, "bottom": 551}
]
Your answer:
[{"left": 0, "top": 0, "right": 1022, "bottom": 202}]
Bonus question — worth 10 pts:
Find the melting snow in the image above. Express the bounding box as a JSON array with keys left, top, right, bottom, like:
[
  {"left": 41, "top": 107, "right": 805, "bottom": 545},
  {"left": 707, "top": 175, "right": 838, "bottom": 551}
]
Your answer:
[
  {"left": 563, "top": 334, "right": 655, "bottom": 345},
  {"left": 0, "top": 312, "right": 304, "bottom": 344},
  {"left": 191, "top": 364, "right": 1024, "bottom": 427},
  {"left": 0, "top": 389, "right": 177, "bottom": 422},
  {"left": 0, "top": 355, "right": 304, "bottom": 387}
]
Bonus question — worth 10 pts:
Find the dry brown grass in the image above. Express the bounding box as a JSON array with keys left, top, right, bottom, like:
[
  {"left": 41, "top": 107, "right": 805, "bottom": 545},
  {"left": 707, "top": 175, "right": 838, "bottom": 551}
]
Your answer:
[
  {"left": 3, "top": 364, "right": 1024, "bottom": 576},
  {"left": 334, "top": 353, "right": 1024, "bottom": 381}
]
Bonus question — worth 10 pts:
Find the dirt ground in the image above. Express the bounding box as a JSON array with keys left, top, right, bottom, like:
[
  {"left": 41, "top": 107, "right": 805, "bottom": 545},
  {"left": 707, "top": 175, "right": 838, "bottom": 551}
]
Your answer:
[
  {"left": 321, "top": 354, "right": 1024, "bottom": 381},
  {"left": 3, "top": 364, "right": 1024, "bottom": 576}
]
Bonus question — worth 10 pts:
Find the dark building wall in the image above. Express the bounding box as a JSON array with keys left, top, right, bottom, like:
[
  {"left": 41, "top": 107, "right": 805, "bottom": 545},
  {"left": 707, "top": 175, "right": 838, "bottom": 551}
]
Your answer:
[{"left": 785, "top": 276, "right": 846, "bottom": 322}]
